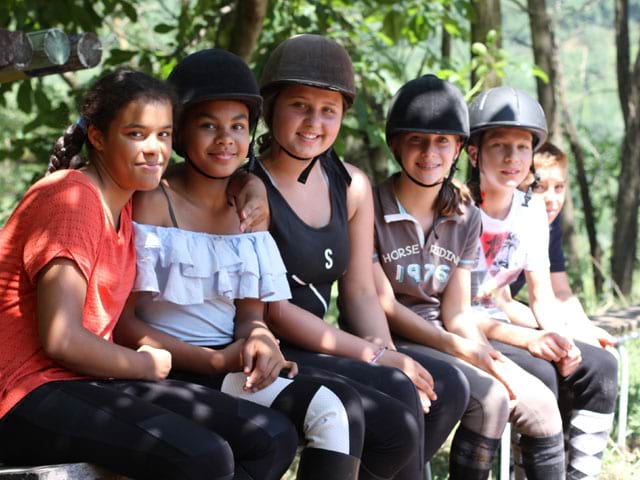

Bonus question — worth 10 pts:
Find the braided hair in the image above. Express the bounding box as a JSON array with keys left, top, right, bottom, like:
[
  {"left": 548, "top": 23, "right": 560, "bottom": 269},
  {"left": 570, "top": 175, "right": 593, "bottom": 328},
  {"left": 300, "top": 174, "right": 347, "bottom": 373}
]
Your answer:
[{"left": 47, "top": 69, "right": 176, "bottom": 174}]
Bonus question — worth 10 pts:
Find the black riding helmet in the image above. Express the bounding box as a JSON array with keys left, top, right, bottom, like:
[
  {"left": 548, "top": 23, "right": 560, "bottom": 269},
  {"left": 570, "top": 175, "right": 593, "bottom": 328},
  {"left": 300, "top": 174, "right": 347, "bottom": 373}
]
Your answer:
[
  {"left": 259, "top": 34, "right": 355, "bottom": 185},
  {"left": 168, "top": 49, "right": 262, "bottom": 159},
  {"left": 386, "top": 74, "right": 469, "bottom": 188},
  {"left": 467, "top": 86, "right": 548, "bottom": 206},
  {"left": 468, "top": 86, "right": 547, "bottom": 150}
]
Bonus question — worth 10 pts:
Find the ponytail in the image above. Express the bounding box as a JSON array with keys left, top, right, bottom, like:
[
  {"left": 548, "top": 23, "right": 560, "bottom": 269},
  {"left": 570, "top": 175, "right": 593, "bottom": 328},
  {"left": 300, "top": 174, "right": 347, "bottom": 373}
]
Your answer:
[
  {"left": 47, "top": 119, "right": 88, "bottom": 174},
  {"left": 435, "top": 177, "right": 473, "bottom": 217}
]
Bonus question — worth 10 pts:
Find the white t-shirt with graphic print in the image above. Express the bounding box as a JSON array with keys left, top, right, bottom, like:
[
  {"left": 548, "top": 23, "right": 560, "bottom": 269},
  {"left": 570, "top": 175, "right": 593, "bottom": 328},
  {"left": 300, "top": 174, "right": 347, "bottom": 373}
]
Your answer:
[{"left": 471, "top": 189, "right": 549, "bottom": 320}]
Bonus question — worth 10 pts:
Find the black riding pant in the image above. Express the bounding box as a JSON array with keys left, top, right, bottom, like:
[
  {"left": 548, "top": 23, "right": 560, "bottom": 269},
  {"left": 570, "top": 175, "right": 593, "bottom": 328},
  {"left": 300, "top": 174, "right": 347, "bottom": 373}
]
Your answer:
[{"left": 0, "top": 379, "right": 298, "bottom": 480}]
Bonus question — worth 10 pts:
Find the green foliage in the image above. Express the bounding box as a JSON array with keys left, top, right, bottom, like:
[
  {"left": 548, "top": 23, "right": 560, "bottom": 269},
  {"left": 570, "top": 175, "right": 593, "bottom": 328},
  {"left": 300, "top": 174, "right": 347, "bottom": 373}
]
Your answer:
[{"left": 1, "top": 0, "right": 635, "bottom": 304}]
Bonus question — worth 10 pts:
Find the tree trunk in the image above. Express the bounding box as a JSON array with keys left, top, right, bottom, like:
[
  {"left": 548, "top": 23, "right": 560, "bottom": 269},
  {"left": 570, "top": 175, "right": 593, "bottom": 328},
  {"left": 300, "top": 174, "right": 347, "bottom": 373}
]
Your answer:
[
  {"left": 527, "top": 0, "right": 600, "bottom": 292},
  {"left": 470, "top": 0, "right": 502, "bottom": 89},
  {"left": 612, "top": 0, "right": 640, "bottom": 296},
  {"left": 527, "top": 0, "right": 559, "bottom": 141},
  {"left": 559, "top": 87, "right": 604, "bottom": 294},
  {"left": 228, "top": 0, "right": 269, "bottom": 62},
  {"left": 441, "top": 3, "right": 451, "bottom": 67}
]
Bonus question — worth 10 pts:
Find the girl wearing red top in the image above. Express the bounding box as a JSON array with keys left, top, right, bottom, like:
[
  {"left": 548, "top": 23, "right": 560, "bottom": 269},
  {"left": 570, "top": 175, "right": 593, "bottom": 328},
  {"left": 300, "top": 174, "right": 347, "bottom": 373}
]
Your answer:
[{"left": 0, "top": 70, "right": 297, "bottom": 479}]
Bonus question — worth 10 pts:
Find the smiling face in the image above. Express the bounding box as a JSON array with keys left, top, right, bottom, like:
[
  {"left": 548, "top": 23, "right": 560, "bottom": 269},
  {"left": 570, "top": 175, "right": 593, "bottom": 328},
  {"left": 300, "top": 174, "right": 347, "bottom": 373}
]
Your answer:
[
  {"left": 182, "top": 99, "right": 250, "bottom": 178},
  {"left": 393, "top": 132, "right": 462, "bottom": 186},
  {"left": 469, "top": 127, "right": 534, "bottom": 193},
  {"left": 89, "top": 98, "right": 173, "bottom": 193},
  {"left": 270, "top": 84, "right": 344, "bottom": 160},
  {"left": 532, "top": 165, "right": 566, "bottom": 223}
]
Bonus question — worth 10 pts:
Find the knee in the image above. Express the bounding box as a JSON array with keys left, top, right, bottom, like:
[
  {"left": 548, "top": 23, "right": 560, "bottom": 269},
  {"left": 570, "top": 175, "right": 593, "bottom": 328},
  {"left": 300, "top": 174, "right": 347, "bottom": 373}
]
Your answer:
[
  {"left": 465, "top": 380, "right": 510, "bottom": 438},
  {"left": 238, "top": 410, "right": 299, "bottom": 479},
  {"left": 599, "top": 349, "right": 619, "bottom": 404},
  {"left": 515, "top": 384, "right": 563, "bottom": 437},
  {"left": 435, "top": 364, "right": 470, "bottom": 418},
  {"left": 304, "top": 385, "right": 365, "bottom": 457},
  {"left": 182, "top": 436, "right": 235, "bottom": 480},
  {"left": 373, "top": 364, "right": 422, "bottom": 413},
  {"left": 526, "top": 360, "right": 559, "bottom": 399},
  {"left": 577, "top": 347, "right": 619, "bottom": 410}
]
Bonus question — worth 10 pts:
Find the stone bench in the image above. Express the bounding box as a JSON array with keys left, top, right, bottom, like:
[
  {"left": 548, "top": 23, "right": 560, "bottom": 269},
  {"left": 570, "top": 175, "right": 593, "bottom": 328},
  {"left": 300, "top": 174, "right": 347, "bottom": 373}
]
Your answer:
[{"left": 0, "top": 463, "right": 126, "bottom": 479}]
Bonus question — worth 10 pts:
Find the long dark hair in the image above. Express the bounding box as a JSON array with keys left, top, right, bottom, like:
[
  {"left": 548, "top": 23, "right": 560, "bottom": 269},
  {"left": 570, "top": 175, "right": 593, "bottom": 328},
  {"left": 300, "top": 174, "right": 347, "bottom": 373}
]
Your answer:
[{"left": 47, "top": 70, "right": 177, "bottom": 174}]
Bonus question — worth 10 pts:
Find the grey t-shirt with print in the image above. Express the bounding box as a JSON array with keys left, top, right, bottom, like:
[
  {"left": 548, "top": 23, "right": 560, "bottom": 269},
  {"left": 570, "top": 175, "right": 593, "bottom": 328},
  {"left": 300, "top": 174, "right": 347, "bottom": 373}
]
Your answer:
[{"left": 373, "top": 175, "right": 482, "bottom": 326}]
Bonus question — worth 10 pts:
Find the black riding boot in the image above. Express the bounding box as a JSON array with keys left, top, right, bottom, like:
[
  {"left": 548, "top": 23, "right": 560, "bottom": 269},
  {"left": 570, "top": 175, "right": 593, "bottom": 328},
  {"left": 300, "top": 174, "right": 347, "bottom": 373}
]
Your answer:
[{"left": 297, "top": 447, "right": 360, "bottom": 480}]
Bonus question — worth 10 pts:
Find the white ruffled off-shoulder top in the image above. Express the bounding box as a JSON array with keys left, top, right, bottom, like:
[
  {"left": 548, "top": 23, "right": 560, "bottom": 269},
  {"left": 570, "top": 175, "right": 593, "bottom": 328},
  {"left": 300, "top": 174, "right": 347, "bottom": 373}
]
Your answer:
[{"left": 132, "top": 222, "right": 291, "bottom": 346}]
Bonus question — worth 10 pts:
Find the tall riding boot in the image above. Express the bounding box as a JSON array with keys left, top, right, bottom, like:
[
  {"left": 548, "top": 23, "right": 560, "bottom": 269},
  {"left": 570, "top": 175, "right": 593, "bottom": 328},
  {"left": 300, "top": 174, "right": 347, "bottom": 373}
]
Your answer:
[{"left": 297, "top": 447, "right": 360, "bottom": 480}]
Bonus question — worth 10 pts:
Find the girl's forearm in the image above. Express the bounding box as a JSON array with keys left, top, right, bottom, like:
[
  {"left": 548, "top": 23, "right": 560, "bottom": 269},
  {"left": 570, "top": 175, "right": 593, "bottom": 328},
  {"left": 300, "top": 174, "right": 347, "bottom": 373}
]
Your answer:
[{"left": 266, "top": 300, "right": 381, "bottom": 361}]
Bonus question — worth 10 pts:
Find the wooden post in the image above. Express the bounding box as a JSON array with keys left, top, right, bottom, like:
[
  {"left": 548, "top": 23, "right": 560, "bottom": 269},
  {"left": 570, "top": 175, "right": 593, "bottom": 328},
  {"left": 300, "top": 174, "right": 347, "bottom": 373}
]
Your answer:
[
  {"left": 25, "top": 28, "right": 70, "bottom": 69},
  {"left": 0, "top": 30, "right": 102, "bottom": 83},
  {"left": 28, "top": 32, "right": 102, "bottom": 78},
  {"left": 0, "top": 29, "right": 33, "bottom": 70}
]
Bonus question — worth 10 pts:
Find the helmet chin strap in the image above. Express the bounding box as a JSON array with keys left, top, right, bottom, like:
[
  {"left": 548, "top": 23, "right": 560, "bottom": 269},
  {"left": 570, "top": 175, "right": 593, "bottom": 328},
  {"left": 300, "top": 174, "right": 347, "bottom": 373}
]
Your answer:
[
  {"left": 277, "top": 144, "right": 319, "bottom": 184},
  {"left": 400, "top": 153, "right": 461, "bottom": 188},
  {"left": 402, "top": 167, "right": 444, "bottom": 188},
  {"left": 280, "top": 144, "right": 314, "bottom": 162},
  {"left": 277, "top": 144, "right": 353, "bottom": 186}
]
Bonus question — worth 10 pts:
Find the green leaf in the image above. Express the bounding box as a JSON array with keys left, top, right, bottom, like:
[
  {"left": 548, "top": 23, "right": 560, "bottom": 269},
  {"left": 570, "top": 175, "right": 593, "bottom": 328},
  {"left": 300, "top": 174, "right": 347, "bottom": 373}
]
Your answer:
[
  {"left": 34, "top": 87, "right": 49, "bottom": 112},
  {"left": 121, "top": 1, "right": 138, "bottom": 22},
  {"left": 382, "top": 10, "right": 403, "bottom": 42},
  {"left": 107, "top": 49, "right": 137, "bottom": 65},
  {"left": 154, "top": 23, "right": 174, "bottom": 34},
  {"left": 532, "top": 65, "right": 550, "bottom": 83},
  {"left": 444, "top": 21, "right": 460, "bottom": 36},
  {"left": 471, "top": 42, "right": 488, "bottom": 56},
  {"left": 16, "top": 80, "right": 32, "bottom": 113}
]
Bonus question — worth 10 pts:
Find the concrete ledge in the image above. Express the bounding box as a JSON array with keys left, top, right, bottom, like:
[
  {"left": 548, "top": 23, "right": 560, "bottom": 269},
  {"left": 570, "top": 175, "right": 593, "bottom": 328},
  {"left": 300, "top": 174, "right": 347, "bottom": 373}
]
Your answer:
[
  {"left": 0, "top": 463, "right": 126, "bottom": 479},
  {"left": 590, "top": 306, "right": 640, "bottom": 336}
]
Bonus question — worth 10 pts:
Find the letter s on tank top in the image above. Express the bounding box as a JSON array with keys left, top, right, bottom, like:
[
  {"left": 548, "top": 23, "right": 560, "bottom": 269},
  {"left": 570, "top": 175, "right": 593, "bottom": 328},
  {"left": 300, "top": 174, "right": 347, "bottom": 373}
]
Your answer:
[{"left": 254, "top": 154, "right": 350, "bottom": 319}]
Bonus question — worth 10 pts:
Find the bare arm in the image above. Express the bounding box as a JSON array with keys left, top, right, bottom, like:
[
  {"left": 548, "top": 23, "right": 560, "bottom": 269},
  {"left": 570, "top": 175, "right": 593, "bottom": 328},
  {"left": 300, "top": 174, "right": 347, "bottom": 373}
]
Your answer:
[
  {"left": 480, "top": 316, "right": 571, "bottom": 362},
  {"left": 525, "top": 269, "right": 564, "bottom": 332},
  {"left": 441, "top": 267, "right": 519, "bottom": 399},
  {"left": 494, "top": 286, "right": 538, "bottom": 329},
  {"left": 115, "top": 293, "right": 243, "bottom": 375},
  {"left": 550, "top": 271, "right": 615, "bottom": 347},
  {"left": 266, "top": 299, "right": 382, "bottom": 361},
  {"left": 38, "top": 259, "right": 170, "bottom": 380},
  {"left": 441, "top": 268, "right": 490, "bottom": 345},
  {"left": 336, "top": 166, "right": 436, "bottom": 407},
  {"left": 339, "top": 167, "right": 396, "bottom": 346},
  {"left": 524, "top": 269, "right": 583, "bottom": 375},
  {"left": 373, "top": 261, "right": 464, "bottom": 356},
  {"left": 266, "top": 298, "right": 437, "bottom": 411},
  {"left": 234, "top": 298, "right": 296, "bottom": 392}
]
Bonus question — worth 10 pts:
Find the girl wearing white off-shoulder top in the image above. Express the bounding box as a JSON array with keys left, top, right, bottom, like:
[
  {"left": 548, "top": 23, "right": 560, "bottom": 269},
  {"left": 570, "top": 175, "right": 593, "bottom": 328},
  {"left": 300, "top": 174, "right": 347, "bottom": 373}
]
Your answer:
[{"left": 116, "top": 49, "right": 365, "bottom": 480}]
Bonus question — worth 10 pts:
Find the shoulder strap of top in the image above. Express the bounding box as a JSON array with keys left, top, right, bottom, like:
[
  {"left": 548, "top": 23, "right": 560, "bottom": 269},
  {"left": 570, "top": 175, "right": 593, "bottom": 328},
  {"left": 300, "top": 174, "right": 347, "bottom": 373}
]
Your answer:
[{"left": 158, "top": 183, "right": 179, "bottom": 228}]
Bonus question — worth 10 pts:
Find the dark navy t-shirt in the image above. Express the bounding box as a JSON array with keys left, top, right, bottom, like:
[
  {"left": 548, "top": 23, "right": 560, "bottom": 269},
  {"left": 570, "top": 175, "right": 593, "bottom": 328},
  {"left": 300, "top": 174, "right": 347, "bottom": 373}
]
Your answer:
[{"left": 510, "top": 214, "right": 565, "bottom": 296}]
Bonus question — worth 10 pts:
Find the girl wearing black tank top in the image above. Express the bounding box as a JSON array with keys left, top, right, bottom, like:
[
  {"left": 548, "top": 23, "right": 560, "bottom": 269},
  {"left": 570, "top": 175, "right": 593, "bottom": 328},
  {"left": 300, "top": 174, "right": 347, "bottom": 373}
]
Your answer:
[
  {"left": 115, "top": 49, "right": 374, "bottom": 480},
  {"left": 252, "top": 34, "right": 472, "bottom": 478}
]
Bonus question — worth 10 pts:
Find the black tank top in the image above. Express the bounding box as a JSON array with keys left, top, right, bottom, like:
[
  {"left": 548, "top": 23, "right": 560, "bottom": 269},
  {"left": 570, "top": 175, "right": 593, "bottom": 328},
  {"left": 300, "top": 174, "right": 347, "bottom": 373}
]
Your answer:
[{"left": 254, "top": 153, "right": 350, "bottom": 319}]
